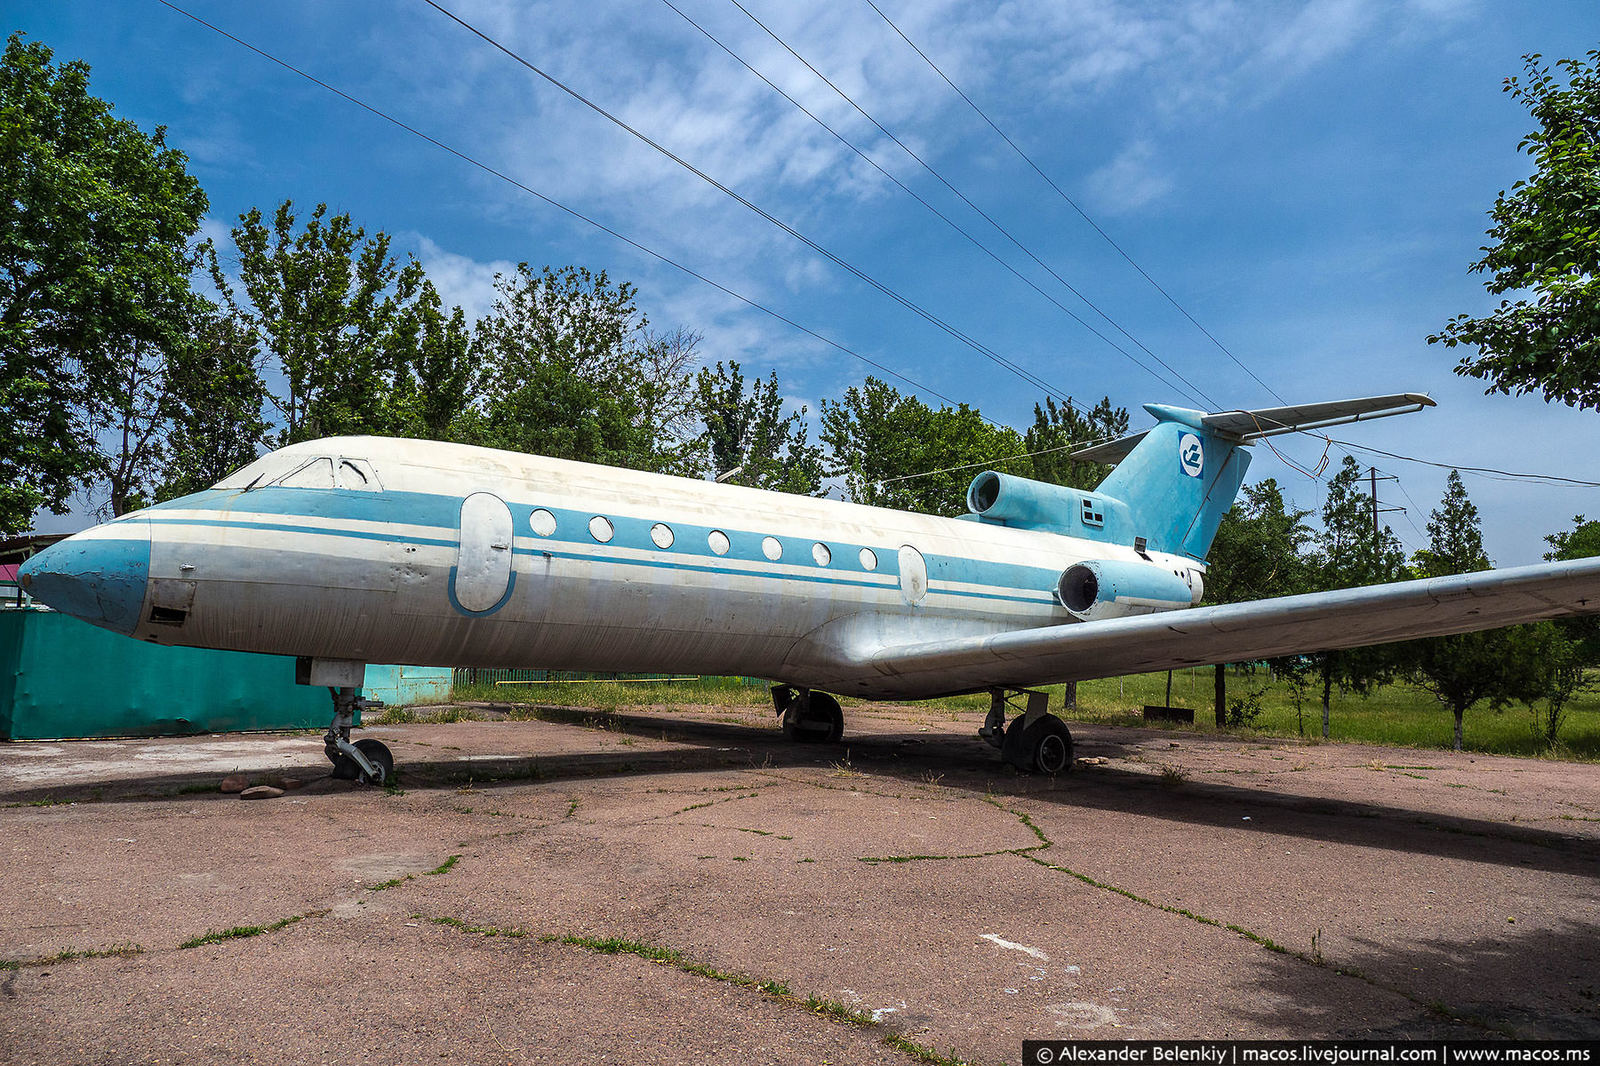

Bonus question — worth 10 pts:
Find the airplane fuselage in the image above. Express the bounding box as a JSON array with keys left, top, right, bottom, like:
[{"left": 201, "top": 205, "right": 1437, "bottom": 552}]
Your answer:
[{"left": 71, "top": 436, "right": 1202, "bottom": 700}]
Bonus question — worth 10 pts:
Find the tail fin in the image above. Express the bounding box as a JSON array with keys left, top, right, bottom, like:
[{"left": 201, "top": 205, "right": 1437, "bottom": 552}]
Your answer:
[{"left": 1075, "top": 394, "right": 1433, "bottom": 562}]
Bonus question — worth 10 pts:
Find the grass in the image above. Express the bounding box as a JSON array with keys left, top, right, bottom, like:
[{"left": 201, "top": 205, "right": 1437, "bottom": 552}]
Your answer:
[
  {"left": 179, "top": 910, "right": 321, "bottom": 949},
  {"left": 445, "top": 668, "right": 1600, "bottom": 760},
  {"left": 1, "top": 943, "right": 143, "bottom": 970}
]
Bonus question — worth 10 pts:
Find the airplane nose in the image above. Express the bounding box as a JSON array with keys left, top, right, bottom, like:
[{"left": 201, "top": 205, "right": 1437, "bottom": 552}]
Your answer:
[{"left": 17, "top": 519, "right": 152, "bottom": 636}]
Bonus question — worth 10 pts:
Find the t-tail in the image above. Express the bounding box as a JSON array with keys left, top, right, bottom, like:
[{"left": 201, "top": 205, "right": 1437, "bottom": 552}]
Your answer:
[{"left": 964, "top": 394, "right": 1435, "bottom": 563}]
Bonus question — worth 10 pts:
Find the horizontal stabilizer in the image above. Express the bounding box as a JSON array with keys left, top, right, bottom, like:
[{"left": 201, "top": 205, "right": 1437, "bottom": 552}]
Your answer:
[
  {"left": 1072, "top": 393, "right": 1434, "bottom": 465},
  {"left": 848, "top": 557, "right": 1600, "bottom": 695}
]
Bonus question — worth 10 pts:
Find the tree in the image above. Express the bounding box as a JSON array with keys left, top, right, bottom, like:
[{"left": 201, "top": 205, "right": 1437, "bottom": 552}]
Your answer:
[
  {"left": 1531, "top": 515, "right": 1600, "bottom": 744},
  {"left": 1406, "top": 471, "right": 1541, "bottom": 750},
  {"left": 212, "top": 200, "right": 426, "bottom": 445},
  {"left": 818, "top": 377, "right": 1022, "bottom": 515},
  {"left": 1204, "top": 478, "right": 1313, "bottom": 727},
  {"left": 463, "top": 264, "right": 697, "bottom": 472},
  {"left": 157, "top": 311, "right": 268, "bottom": 500},
  {"left": 695, "top": 360, "right": 824, "bottom": 495},
  {"left": 1021, "top": 396, "right": 1128, "bottom": 490},
  {"left": 1308, "top": 456, "right": 1409, "bottom": 736},
  {"left": 1430, "top": 51, "right": 1600, "bottom": 409},
  {"left": 384, "top": 278, "right": 475, "bottom": 442},
  {"left": 0, "top": 32, "right": 208, "bottom": 534}
]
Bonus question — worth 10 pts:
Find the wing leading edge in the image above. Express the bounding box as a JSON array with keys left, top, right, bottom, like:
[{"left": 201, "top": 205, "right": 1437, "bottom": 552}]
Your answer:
[{"left": 857, "top": 557, "right": 1600, "bottom": 695}]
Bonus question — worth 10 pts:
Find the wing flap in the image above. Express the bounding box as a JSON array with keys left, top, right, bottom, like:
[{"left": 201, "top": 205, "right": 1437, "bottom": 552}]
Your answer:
[{"left": 861, "top": 558, "right": 1600, "bottom": 694}]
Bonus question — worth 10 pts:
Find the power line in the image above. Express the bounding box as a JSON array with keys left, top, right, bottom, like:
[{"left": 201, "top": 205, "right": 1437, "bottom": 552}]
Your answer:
[
  {"left": 1325, "top": 437, "right": 1600, "bottom": 489},
  {"left": 862, "top": 0, "right": 1287, "bottom": 406},
  {"left": 417, "top": 0, "right": 1137, "bottom": 415},
  {"left": 725, "top": 0, "right": 1220, "bottom": 410},
  {"left": 659, "top": 0, "right": 1198, "bottom": 409},
  {"left": 150, "top": 0, "right": 986, "bottom": 418}
]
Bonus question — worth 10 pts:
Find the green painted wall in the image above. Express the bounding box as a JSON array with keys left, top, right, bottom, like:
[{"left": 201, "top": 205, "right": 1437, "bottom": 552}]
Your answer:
[{"left": 1, "top": 607, "right": 333, "bottom": 740}]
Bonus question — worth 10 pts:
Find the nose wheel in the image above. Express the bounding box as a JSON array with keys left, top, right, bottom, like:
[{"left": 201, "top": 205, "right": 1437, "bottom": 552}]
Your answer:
[{"left": 324, "top": 686, "right": 392, "bottom": 785}]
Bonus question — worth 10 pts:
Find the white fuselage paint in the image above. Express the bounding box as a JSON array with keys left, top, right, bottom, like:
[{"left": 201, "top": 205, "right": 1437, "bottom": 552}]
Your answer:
[{"left": 124, "top": 437, "right": 1200, "bottom": 700}]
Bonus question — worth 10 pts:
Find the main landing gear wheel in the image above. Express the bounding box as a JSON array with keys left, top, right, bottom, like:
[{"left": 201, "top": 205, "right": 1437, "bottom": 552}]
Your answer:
[
  {"left": 1002, "top": 714, "right": 1074, "bottom": 775},
  {"left": 332, "top": 739, "right": 394, "bottom": 785},
  {"left": 773, "top": 687, "right": 844, "bottom": 743}
]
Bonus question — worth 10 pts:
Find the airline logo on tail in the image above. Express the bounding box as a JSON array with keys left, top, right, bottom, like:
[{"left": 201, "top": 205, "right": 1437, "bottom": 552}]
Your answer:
[{"left": 1179, "top": 433, "right": 1204, "bottom": 477}]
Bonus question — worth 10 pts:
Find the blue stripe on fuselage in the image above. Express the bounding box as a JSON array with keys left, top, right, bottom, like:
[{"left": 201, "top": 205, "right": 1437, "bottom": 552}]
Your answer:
[{"left": 143, "top": 487, "right": 1063, "bottom": 606}]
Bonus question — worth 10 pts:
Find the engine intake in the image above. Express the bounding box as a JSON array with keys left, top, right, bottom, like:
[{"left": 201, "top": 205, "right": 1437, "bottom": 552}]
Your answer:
[{"left": 1057, "top": 559, "right": 1199, "bottom": 622}]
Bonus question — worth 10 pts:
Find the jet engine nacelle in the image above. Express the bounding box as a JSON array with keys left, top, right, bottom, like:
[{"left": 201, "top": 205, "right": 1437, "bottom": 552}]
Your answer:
[{"left": 1057, "top": 559, "right": 1200, "bottom": 622}]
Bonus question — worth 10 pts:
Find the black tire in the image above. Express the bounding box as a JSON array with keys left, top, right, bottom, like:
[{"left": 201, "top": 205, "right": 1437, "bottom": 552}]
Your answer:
[
  {"left": 1000, "top": 715, "right": 1033, "bottom": 771},
  {"left": 353, "top": 738, "right": 394, "bottom": 785},
  {"left": 782, "top": 692, "right": 845, "bottom": 743},
  {"left": 1028, "top": 717, "right": 1074, "bottom": 775}
]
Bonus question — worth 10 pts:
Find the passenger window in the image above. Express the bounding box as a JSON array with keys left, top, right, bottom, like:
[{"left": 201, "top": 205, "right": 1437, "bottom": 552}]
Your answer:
[
  {"left": 651, "top": 523, "right": 675, "bottom": 549},
  {"left": 859, "top": 548, "right": 878, "bottom": 571},
  {"left": 708, "top": 530, "right": 730, "bottom": 556},
  {"left": 530, "top": 509, "right": 557, "bottom": 536},
  {"left": 276, "top": 457, "right": 336, "bottom": 489},
  {"left": 812, "top": 543, "right": 831, "bottom": 566},
  {"left": 762, "top": 536, "right": 782, "bottom": 561},
  {"left": 589, "top": 516, "right": 615, "bottom": 543}
]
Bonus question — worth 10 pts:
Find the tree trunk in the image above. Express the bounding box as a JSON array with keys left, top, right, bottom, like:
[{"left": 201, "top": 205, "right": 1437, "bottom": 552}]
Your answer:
[
  {"left": 1321, "top": 672, "right": 1332, "bottom": 739},
  {"left": 1214, "top": 664, "right": 1226, "bottom": 728},
  {"left": 1453, "top": 707, "right": 1464, "bottom": 751}
]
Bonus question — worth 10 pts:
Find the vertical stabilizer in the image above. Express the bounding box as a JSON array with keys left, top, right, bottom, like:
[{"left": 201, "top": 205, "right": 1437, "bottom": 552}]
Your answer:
[{"left": 1085, "top": 405, "right": 1252, "bottom": 561}]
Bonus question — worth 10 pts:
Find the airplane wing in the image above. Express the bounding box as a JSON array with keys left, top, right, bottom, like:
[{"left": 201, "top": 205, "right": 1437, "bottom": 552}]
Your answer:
[{"left": 861, "top": 558, "right": 1600, "bottom": 693}]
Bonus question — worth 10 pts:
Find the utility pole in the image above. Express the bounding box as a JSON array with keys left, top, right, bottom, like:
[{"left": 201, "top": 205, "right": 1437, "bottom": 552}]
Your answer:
[{"left": 1368, "top": 466, "right": 1400, "bottom": 539}]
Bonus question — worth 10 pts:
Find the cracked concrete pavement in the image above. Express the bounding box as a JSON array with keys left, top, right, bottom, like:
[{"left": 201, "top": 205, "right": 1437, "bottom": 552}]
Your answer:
[{"left": 3, "top": 699, "right": 1599, "bottom": 1063}]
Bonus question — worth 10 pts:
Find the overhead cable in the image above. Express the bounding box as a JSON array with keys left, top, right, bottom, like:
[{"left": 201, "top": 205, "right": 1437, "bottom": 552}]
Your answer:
[
  {"left": 151, "top": 0, "right": 989, "bottom": 418},
  {"left": 417, "top": 0, "right": 1141, "bottom": 412},
  {"left": 725, "top": 0, "right": 1221, "bottom": 410},
  {"left": 863, "top": 0, "right": 1287, "bottom": 405}
]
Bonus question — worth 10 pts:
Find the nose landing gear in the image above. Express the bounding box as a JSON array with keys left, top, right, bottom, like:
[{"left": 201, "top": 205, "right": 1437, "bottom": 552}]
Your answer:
[{"left": 324, "top": 685, "right": 392, "bottom": 785}]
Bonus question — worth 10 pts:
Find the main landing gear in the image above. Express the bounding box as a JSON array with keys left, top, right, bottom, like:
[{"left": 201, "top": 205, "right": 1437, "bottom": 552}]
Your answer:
[
  {"left": 325, "top": 685, "right": 393, "bottom": 785},
  {"left": 771, "top": 685, "right": 844, "bottom": 743},
  {"left": 981, "top": 688, "right": 1074, "bottom": 774}
]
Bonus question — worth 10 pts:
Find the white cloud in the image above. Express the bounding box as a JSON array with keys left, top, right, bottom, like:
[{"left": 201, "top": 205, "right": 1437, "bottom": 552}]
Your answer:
[{"left": 1084, "top": 141, "right": 1174, "bottom": 215}]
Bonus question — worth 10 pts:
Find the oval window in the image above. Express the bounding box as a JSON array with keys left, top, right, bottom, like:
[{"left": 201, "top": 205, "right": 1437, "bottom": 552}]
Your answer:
[
  {"left": 859, "top": 548, "right": 878, "bottom": 571},
  {"left": 589, "top": 516, "right": 614, "bottom": 543},
  {"left": 708, "top": 530, "right": 730, "bottom": 556},
  {"left": 530, "top": 509, "right": 557, "bottom": 536},
  {"left": 651, "top": 522, "right": 674, "bottom": 549},
  {"left": 812, "top": 542, "right": 831, "bottom": 566},
  {"left": 762, "top": 536, "right": 782, "bottom": 561},
  {"left": 897, "top": 544, "right": 928, "bottom": 605}
]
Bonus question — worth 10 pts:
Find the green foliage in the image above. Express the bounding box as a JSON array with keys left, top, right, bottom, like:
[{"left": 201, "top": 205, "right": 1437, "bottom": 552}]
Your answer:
[
  {"left": 463, "top": 264, "right": 696, "bottom": 473},
  {"left": 1207, "top": 478, "right": 1313, "bottom": 603},
  {"left": 0, "top": 32, "right": 208, "bottom": 533},
  {"left": 1224, "top": 687, "right": 1264, "bottom": 728},
  {"left": 1431, "top": 51, "right": 1600, "bottom": 409},
  {"left": 1309, "top": 457, "right": 1410, "bottom": 720},
  {"left": 157, "top": 311, "right": 269, "bottom": 500},
  {"left": 694, "top": 360, "right": 823, "bottom": 494},
  {"left": 818, "top": 376, "right": 1022, "bottom": 515},
  {"left": 215, "top": 200, "right": 427, "bottom": 445},
  {"left": 1020, "top": 395, "right": 1128, "bottom": 490},
  {"left": 1403, "top": 471, "right": 1549, "bottom": 750}
]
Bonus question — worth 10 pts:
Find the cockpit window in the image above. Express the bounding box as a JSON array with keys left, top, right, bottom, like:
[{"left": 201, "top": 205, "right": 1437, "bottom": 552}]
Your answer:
[
  {"left": 337, "top": 458, "right": 382, "bottom": 491},
  {"left": 214, "top": 453, "right": 278, "bottom": 491},
  {"left": 276, "top": 457, "right": 337, "bottom": 489}
]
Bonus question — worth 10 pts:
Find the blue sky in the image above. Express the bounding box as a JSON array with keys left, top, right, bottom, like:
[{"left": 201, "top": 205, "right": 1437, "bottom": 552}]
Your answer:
[{"left": 14, "top": 0, "right": 1600, "bottom": 564}]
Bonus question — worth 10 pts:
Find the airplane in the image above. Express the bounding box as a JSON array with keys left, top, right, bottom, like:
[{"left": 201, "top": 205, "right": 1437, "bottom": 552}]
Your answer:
[{"left": 19, "top": 393, "right": 1600, "bottom": 785}]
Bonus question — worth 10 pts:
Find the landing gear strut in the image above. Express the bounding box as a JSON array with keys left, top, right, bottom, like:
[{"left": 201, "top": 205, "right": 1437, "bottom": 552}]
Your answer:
[
  {"left": 771, "top": 685, "right": 844, "bottom": 743},
  {"left": 983, "top": 688, "right": 1074, "bottom": 774},
  {"left": 324, "top": 686, "right": 393, "bottom": 785}
]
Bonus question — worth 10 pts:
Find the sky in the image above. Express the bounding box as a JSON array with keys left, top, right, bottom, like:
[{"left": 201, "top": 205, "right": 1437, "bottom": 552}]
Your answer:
[{"left": 13, "top": 0, "right": 1600, "bottom": 565}]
